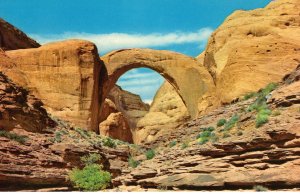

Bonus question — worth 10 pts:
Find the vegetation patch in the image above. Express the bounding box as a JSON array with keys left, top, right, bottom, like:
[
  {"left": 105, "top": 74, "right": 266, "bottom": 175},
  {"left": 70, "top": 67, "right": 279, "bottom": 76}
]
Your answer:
[
  {"left": 253, "top": 185, "right": 268, "bottom": 192},
  {"left": 69, "top": 153, "right": 111, "bottom": 191},
  {"left": 181, "top": 142, "right": 189, "bottom": 149},
  {"left": 196, "top": 127, "right": 217, "bottom": 144},
  {"left": 145, "top": 149, "right": 155, "bottom": 160},
  {"left": 222, "top": 114, "right": 239, "bottom": 131},
  {"left": 217, "top": 118, "right": 227, "bottom": 127},
  {"left": 75, "top": 128, "right": 91, "bottom": 139},
  {"left": 0, "top": 130, "right": 28, "bottom": 144},
  {"left": 102, "top": 137, "right": 117, "bottom": 148},
  {"left": 169, "top": 140, "right": 177, "bottom": 148},
  {"left": 128, "top": 156, "right": 140, "bottom": 168},
  {"left": 247, "top": 83, "right": 278, "bottom": 128}
]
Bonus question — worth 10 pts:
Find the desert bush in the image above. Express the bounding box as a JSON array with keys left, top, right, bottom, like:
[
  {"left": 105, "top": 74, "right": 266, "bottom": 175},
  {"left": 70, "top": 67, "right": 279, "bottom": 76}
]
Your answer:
[
  {"left": 181, "top": 142, "right": 189, "bottom": 149},
  {"left": 253, "top": 185, "right": 268, "bottom": 192},
  {"left": 145, "top": 149, "right": 155, "bottom": 160},
  {"left": 223, "top": 114, "right": 239, "bottom": 131},
  {"left": 81, "top": 153, "right": 102, "bottom": 165},
  {"left": 69, "top": 164, "right": 111, "bottom": 191},
  {"left": 243, "top": 92, "right": 257, "bottom": 100},
  {"left": 256, "top": 108, "right": 271, "bottom": 128},
  {"left": 128, "top": 156, "right": 140, "bottom": 168},
  {"left": 0, "top": 130, "right": 27, "bottom": 144},
  {"left": 217, "top": 118, "right": 227, "bottom": 127},
  {"left": 197, "top": 127, "right": 216, "bottom": 145},
  {"left": 75, "top": 128, "right": 91, "bottom": 139},
  {"left": 169, "top": 140, "right": 177, "bottom": 148},
  {"left": 102, "top": 137, "right": 116, "bottom": 148},
  {"left": 69, "top": 153, "right": 111, "bottom": 191}
]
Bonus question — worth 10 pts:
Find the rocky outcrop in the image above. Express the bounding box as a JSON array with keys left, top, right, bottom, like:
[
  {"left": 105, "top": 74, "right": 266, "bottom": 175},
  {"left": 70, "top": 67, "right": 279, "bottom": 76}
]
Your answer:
[
  {"left": 6, "top": 40, "right": 102, "bottom": 129},
  {"left": 0, "top": 18, "right": 40, "bottom": 50},
  {"left": 0, "top": 126, "right": 130, "bottom": 191},
  {"left": 202, "top": 0, "right": 300, "bottom": 104},
  {"left": 0, "top": 72, "right": 55, "bottom": 132},
  {"left": 101, "top": 48, "right": 215, "bottom": 123},
  {"left": 99, "top": 85, "right": 149, "bottom": 143},
  {"left": 134, "top": 81, "right": 190, "bottom": 144},
  {"left": 112, "top": 71, "right": 300, "bottom": 191}
]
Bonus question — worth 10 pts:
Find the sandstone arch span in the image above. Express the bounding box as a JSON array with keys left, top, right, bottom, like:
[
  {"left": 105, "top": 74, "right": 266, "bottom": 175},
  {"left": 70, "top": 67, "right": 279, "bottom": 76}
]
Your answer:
[{"left": 91, "top": 48, "right": 215, "bottom": 132}]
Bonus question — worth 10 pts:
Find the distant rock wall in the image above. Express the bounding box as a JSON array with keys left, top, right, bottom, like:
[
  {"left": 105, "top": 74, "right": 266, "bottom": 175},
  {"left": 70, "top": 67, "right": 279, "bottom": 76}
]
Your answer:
[
  {"left": 134, "top": 81, "right": 190, "bottom": 144},
  {"left": 99, "top": 85, "right": 150, "bottom": 143}
]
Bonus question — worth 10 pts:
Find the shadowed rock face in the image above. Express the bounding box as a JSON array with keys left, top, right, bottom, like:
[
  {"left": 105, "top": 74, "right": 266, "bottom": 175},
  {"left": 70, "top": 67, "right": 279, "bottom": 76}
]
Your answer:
[
  {"left": 202, "top": 0, "right": 300, "bottom": 104},
  {"left": 0, "top": 72, "right": 56, "bottom": 132},
  {"left": 99, "top": 85, "right": 150, "bottom": 143},
  {"left": 0, "top": 18, "right": 40, "bottom": 50}
]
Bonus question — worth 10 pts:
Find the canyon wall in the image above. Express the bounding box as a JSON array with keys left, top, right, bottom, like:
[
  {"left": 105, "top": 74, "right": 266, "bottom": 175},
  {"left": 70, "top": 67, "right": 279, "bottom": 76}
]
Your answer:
[
  {"left": 0, "top": 18, "right": 40, "bottom": 50},
  {"left": 6, "top": 40, "right": 102, "bottom": 129},
  {"left": 202, "top": 0, "right": 300, "bottom": 104}
]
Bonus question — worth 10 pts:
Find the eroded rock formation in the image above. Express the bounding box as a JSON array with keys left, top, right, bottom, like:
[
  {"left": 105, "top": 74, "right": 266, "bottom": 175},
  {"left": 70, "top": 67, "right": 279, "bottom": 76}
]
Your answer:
[
  {"left": 6, "top": 40, "right": 102, "bottom": 129},
  {"left": 202, "top": 0, "right": 300, "bottom": 104},
  {"left": 0, "top": 72, "right": 55, "bottom": 132},
  {"left": 134, "top": 81, "right": 190, "bottom": 144},
  {"left": 99, "top": 85, "right": 150, "bottom": 143},
  {"left": 0, "top": 18, "right": 40, "bottom": 50},
  {"left": 112, "top": 66, "right": 300, "bottom": 190}
]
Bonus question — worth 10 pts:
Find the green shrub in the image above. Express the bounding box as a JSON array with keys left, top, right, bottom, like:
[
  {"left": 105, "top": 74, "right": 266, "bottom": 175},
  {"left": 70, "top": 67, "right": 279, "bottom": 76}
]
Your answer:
[
  {"left": 223, "top": 132, "right": 231, "bottom": 138},
  {"left": 75, "top": 128, "right": 91, "bottom": 139},
  {"left": 223, "top": 114, "right": 239, "bottom": 131},
  {"left": 0, "top": 130, "right": 27, "bottom": 144},
  {"left": 217, "top": 119, "right": 227, "bottom": 127},
  {"left": 81, "top": 153, "right": 101, "bottom": 165},
  {"left": 261, "top": 83, "right": 277, "bottom": 96},
  {"left": 69, "top": 153, "right": 111, "bottom": 191},
  {"left": 256, "top": 108, "right": 271, "bottom": 128},
  {"left": 253, "top": 185, "right": 268, "bottom": 192},
  {"left": 197, "top": 127, "right": 217, "bottom": 145},
  {"left": 128, "top": 156, "right": 140, "bottom": 168},
  {"left": 69, "top": 164, "right": 111, "bottom": 191},
  {"left": 145, "top": 149, "right": 155, "bottom": 160},
  {"left": 169, "top": 140, "right": 177, "bottom": 148},
  {"left": 243, "top": 92, "right": 257, "bottom": 100},
  {"left": 181, "top": 142, "right": 189, "bottom": 149},
  {"left": 102, "top": 137, "right": 116, "bottom": 148}
]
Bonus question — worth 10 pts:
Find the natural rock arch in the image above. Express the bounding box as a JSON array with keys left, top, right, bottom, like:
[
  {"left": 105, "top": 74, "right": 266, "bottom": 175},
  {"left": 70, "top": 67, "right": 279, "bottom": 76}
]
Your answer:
[{"left": 91, "top": 48, "right": 214, "bottom": 132}]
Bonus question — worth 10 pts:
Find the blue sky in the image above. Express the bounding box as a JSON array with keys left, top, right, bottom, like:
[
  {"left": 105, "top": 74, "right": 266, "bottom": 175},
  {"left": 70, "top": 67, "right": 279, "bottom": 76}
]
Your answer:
[{"left": 0, "top": 0, "right": 271, "bottom": 103}]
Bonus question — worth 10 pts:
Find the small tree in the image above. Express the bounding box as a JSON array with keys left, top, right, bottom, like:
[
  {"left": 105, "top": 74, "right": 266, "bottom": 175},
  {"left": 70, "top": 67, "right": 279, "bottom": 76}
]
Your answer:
[{"left": 68, "top": 153, "right": 111, "bottom": 191}]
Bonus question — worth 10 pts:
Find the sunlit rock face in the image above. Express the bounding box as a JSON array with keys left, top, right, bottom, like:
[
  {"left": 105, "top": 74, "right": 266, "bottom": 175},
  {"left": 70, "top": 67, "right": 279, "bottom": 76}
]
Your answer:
[
  {"left": 6, "top": 40, "right": 102, "bottom": 129},
  {"left": 133, "top": 81, "right": 190, "bottom": 144},
  {"left": 202, "top": 0, "right": 300, "bottom": 104}
]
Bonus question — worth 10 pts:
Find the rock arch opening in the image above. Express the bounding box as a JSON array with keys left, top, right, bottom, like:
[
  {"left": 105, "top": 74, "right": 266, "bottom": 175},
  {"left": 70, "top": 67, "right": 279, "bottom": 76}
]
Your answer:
[
  {"left": 91, "top": 48, "right": 215, "bottom": 141},
  {"left": 98, "top": 67, "right": 189, "bottom": 144}
]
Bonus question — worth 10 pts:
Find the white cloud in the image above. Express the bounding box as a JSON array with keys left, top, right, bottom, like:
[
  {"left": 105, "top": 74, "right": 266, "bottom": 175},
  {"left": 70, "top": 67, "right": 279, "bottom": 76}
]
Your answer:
[{"left": 30, "top": 27, "right": 213, "bottom": 54}]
